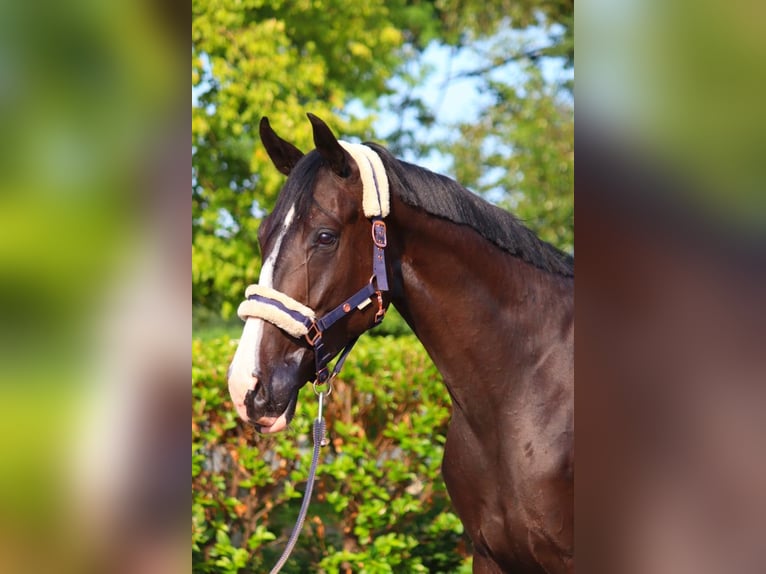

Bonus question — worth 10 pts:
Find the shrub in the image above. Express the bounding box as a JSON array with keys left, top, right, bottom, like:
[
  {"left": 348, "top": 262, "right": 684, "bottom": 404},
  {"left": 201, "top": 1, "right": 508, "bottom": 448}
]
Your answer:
[{"left": 192, "top": 333, "right": 472, "bottom": 573}]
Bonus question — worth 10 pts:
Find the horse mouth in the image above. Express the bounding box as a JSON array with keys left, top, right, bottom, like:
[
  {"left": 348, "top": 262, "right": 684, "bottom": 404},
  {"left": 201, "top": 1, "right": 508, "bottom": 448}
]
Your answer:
[
  {"left": 252, "top": 395, "right": 297, "bottom": 434},
  {"left": 253, "top": 413, "right": 288, "bottom": 434}
]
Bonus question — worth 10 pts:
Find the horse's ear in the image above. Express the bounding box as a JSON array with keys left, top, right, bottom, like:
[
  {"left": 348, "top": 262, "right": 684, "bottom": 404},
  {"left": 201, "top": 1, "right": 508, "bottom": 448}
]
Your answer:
[
  {"left": 307, "top": 113, "right": 350, "bottom": 177},
  {"left": 259, "top": 117, "right": 304, "bottom": 176}
]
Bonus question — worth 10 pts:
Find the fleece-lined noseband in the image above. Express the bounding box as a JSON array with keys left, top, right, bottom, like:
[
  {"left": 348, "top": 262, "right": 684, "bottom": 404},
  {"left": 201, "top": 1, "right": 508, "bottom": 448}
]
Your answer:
[{"left": 237, "top": 142, "right": 390, "bottom": 384}]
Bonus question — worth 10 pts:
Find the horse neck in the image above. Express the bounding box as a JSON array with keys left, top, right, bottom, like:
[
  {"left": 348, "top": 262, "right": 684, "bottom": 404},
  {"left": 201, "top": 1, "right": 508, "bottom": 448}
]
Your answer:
[{"left": 388, "top": 200, "right": 574, "bottom": 417}]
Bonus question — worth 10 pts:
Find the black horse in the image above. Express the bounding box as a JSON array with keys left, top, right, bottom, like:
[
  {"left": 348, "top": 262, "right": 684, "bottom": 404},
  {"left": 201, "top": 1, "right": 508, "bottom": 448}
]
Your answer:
[{"left": 228, "top": 114, "right": 574, "bottom": 573}]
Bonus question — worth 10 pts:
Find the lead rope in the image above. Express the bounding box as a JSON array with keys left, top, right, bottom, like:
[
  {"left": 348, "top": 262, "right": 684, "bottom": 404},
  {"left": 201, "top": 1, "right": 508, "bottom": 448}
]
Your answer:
[{"left": 269, "top": 387, "right": 329, "bottom": 574}]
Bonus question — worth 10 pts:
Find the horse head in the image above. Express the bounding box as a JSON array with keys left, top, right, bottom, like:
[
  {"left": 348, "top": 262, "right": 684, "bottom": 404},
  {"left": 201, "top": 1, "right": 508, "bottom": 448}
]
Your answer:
[{"left": 227, "top": 114, "right": 391, "bottom": 433}]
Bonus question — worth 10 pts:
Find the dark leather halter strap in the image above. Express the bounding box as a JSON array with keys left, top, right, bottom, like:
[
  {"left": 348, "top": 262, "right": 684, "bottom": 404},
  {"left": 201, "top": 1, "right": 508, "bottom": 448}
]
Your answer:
[{"left": 246, "top": 216, "right": 389, "bottom": 384}]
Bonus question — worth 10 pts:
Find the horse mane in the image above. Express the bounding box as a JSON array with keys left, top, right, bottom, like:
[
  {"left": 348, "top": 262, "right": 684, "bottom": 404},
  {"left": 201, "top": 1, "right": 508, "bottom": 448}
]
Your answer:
[
  {"left": 265, "top": 144, "right": 573, "bottom": 278},
  {"left": 365, "top": 143, "right": 574, "bottom": 277}
]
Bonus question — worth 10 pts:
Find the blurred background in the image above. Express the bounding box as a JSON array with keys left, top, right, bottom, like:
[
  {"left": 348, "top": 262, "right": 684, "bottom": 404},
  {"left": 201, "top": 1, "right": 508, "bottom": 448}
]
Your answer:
[
  {"left": 0, "top": 0, "right": 188, "bottom": 572},
  {"left": 577, "top": 1, "right": 766, "bottom": 572},
  {"left": 192, "top": 0, "right": 572, "bottom": 571}
]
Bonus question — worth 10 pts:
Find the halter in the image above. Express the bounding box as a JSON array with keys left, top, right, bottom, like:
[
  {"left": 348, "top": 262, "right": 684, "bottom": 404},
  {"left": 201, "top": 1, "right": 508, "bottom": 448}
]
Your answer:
[{"left": 237, "top": 142, "right": 390, "bottom": 386}]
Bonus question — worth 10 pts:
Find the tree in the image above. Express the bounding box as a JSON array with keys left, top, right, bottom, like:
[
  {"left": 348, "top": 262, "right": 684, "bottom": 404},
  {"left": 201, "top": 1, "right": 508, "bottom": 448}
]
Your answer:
[
  {"left": 444, "top": 65, "right": 574, "bottom": 251},
  {"left": 192, "top": 0, "right": 405, "bottom": 315},
  {"left": 192, "top": 0, "right": 574, "bottom": 318},
  {"left": 378, "top": 5, "right": 573, "bottom": 251}
]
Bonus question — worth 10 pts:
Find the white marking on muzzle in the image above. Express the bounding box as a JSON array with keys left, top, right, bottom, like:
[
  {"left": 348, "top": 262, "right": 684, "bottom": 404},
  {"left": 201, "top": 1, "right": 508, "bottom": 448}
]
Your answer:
[{"left": 228, "top": 205, "right": 296, "bottom": 421}]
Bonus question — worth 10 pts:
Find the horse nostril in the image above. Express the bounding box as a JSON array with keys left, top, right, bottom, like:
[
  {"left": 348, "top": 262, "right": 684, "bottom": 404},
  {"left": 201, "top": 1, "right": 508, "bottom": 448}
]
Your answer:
[
  {"left": 245, "top": 388, "right": 265, "bottom": 420},
  {"left": 245, "top": 380, "right": 269, "bottom": 419},
  {"left": 245, "top": 389, "right": 256, "bottom": 420}
]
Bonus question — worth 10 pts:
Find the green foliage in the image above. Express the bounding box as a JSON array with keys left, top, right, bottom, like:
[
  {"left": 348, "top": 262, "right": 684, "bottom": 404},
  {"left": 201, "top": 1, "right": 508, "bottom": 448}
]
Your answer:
[
  {"left": 192, "top": 334, "right": 472, "bottom": 572},
  {"left": 193, "top": 0, "right": 404, "bottom": 315},
  {"left": 193, "top": 0, "right": 574, "bottom": 319},
  {"left": 445, "top": 65, "right": 574, "bottom": 251}
]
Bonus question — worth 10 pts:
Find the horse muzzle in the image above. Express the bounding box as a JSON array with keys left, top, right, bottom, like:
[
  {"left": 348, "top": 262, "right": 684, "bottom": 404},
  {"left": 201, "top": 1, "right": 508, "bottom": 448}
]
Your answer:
[{"left": 232, "top": 362, "right": 303, "bottom": 433}]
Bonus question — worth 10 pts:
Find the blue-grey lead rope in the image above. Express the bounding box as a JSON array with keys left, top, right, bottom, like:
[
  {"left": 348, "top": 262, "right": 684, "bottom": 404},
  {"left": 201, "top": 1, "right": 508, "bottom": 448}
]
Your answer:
[{"left": 269, "top": 390, "right": 328, "bottom": 574}]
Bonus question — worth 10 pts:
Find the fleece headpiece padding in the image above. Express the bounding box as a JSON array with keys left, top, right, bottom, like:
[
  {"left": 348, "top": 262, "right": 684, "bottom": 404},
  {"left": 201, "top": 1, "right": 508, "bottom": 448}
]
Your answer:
[
  {"left": 237, "top": 285, "right": 316, "bottom": 338},
  {"left": 339, "top": 141, "right": 390, "bottom": 218}
]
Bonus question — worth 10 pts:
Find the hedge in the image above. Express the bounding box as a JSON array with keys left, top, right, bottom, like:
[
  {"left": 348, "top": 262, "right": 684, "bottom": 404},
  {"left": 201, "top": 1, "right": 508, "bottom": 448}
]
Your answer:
[{"left": 192, "top": 333, "right": 472, "bottom": 573}]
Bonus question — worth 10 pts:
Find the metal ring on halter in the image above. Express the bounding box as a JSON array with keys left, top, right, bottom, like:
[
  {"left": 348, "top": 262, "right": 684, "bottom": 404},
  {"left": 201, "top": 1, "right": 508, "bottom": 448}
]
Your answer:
[{"left": 312, "top": 377, "right": 334, "bottom": 397}]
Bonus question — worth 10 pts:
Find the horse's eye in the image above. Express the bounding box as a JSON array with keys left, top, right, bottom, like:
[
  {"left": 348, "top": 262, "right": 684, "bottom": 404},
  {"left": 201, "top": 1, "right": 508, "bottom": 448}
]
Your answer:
[{"left": 315, "top": 231, "right": 337, "bottom": 246}]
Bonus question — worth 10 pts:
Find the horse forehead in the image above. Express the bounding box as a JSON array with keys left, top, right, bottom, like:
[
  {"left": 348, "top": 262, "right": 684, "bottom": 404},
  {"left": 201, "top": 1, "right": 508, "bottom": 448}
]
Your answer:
[
  {"left": 312, "top": 170, "right": 363, "bottom": 218},
  {"left": 258, "top": 204, "right": 299, "bottom": 273},
  {"left": 260, "top": 201, "right": 301, "bottom": 247},
  {"left": 260, "top": 164, "right": 360, "bottom": 248}
]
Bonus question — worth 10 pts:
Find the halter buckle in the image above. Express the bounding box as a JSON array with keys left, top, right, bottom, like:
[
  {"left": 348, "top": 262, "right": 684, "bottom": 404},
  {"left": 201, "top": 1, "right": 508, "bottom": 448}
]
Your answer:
[
  {"left": 315, "top": 366, "right": 330, "bottom": 384},
  {"left": 371, "top": 220, "right": 387, "bottom": 248},
  {"left": 373, "top": 290, "right": 385, "bottom": 324},
  {"left": 304, "top": 322, "right": 322, "bottom": 346}
]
